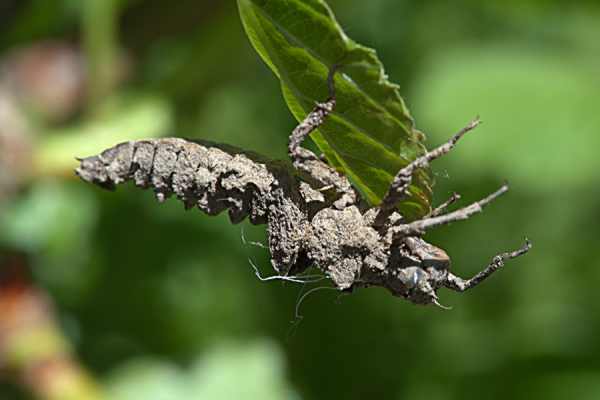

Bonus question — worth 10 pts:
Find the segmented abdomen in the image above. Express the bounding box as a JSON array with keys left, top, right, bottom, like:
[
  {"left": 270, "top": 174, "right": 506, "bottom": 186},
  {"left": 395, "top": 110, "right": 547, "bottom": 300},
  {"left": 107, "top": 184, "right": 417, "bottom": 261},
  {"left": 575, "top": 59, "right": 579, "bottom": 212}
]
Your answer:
[{"left": 76, "top": 138, "right": 293, "bottom": 224}]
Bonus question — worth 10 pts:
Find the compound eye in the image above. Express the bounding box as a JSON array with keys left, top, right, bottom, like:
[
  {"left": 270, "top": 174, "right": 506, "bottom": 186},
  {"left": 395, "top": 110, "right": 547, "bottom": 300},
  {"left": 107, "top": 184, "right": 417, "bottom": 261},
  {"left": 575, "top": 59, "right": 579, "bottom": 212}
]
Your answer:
[{"left": 398, "top": 266, "right": 427, "bottom": 288}]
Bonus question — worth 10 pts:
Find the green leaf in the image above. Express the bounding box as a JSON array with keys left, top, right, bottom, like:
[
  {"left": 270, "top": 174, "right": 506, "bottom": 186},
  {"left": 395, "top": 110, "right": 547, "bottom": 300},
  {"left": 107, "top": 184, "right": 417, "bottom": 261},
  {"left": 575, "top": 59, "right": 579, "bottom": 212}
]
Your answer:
[{"left": 237, "top": 0, "right": 433, "bottom": 219}]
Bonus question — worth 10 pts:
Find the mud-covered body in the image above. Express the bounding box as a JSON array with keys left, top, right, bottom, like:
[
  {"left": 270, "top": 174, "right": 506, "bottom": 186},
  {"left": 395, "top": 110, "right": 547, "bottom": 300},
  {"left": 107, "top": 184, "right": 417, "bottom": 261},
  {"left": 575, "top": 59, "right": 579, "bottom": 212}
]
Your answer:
[{"left": 77, "top": 138, "right": 464, "bottom": 305}]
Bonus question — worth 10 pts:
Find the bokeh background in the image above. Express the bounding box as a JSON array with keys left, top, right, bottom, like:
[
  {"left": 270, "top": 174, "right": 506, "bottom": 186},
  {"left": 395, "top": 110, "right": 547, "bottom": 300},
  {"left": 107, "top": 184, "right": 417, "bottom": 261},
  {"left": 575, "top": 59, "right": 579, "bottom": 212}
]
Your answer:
[{"left": 1, "top": 1, "right": 599, "bottom": 399}]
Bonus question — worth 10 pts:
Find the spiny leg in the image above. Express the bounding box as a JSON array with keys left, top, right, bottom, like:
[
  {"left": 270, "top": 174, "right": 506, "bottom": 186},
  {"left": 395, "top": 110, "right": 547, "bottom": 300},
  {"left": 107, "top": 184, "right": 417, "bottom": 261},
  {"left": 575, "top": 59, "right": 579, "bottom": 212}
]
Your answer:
[
  {"left": 287, "top": 66, "right": 356, "bottom": 205},
  {"left": 428, "top": 192, "right": 461, "bottom": 217},
  {"left": 288, "top": 66, "right": 338, "bottom": 168},
  {"left": 444, "top": 239, "right": 532, "bottom": 292},
  {"left": 288, "top": 100, "right": 336, "bottom": 166},
  {"left": 379, "top": 118, "right": 481, "bottom": 216},
  {"left": 390, "top": 183, "right": 508, "bottom": 237}
]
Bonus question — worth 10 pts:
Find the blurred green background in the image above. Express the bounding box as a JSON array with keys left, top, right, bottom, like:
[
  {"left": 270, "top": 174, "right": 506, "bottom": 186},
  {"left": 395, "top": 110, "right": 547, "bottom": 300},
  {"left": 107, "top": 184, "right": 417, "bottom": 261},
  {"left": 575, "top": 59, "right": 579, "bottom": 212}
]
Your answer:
[{"left": 1, "top": 0, "right": 599, "bottom": 399}]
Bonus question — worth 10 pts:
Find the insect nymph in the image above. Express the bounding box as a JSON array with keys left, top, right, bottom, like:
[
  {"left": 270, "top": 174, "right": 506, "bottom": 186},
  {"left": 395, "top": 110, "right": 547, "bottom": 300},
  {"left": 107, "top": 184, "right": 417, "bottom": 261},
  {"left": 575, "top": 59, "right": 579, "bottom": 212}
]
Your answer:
[{"left": 76, "top": 69, "right": 530, "bottom": 308}]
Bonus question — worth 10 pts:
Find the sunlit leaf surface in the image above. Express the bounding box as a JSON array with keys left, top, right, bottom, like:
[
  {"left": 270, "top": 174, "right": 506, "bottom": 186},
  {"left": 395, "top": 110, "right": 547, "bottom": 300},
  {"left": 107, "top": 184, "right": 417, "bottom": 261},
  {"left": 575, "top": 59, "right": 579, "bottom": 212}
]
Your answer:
[{"left": 238, "top": 0, "right": 433, "bottom": 218}]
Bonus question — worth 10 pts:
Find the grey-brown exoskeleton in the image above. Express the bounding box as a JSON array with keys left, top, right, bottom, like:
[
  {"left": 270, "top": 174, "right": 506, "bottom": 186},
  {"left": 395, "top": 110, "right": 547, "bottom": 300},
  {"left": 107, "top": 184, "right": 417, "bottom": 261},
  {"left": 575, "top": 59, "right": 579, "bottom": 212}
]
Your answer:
[{"left": 76, "top": 69, "right": 530, "bottom": 308}]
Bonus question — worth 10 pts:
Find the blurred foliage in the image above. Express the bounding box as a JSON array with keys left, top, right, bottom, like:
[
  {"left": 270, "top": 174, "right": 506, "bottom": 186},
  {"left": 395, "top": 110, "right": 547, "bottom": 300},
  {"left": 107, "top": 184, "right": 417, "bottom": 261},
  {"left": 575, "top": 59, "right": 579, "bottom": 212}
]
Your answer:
[
  {"left": 413, "top": 45, "right": 600, "bottom": 190},
  {"left": 106, "top": 341, "right": 294, "bottom": 400},
  {"left": 1, "top": 0, "right": 600, "bottom": 399}
]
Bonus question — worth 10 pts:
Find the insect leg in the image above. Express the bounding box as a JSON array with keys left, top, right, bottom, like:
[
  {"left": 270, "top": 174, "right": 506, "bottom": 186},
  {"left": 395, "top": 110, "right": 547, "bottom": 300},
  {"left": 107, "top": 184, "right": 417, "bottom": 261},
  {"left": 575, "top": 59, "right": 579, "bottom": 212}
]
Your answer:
[
  {"left": 390, "top": 183, "right": 508, "bottom": 236},
  {"left": 287, "top": 67, "right": 338, "bottom": 168},
  {"left": 443, "top": 239, "right": 531, "bottom": 292},
  {"left": 379, "top": 118, "right": 481, "bottom": 215},
  {"left": 428, "top": 192, "right": 461, "bottom": 217},
  {"left": 286, "top": 67, "right": 357, "bottom": 206}
]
